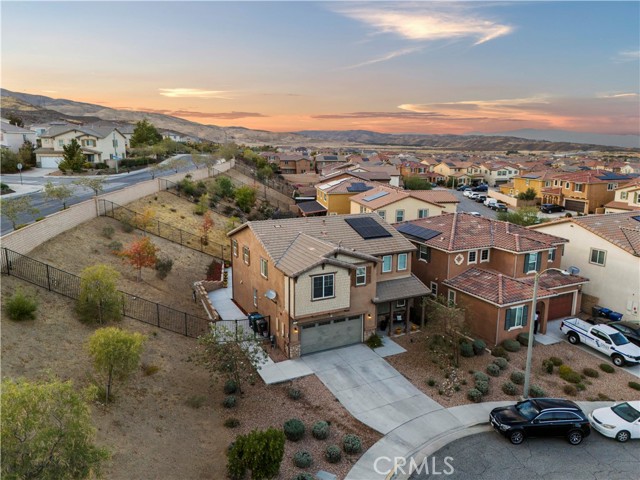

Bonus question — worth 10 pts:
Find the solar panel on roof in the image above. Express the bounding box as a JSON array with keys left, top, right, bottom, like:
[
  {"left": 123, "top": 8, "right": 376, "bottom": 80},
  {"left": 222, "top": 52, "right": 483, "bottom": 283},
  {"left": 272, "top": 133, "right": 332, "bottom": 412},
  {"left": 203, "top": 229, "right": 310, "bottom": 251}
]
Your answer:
[
  {"left": 396, "top": 223, "right": 441, "bottom": 241},
  {"left": 362, "top": 191, "right": 390, "bottom": 202},
  {"left": 346, "top": 182, "right": 373, "bottom": 193},
  {"left": 632, "top": 215, "right": 640, "bottom": 223},
  {"left": 345, "top": 217, "right": 393, "bottom": 239}
]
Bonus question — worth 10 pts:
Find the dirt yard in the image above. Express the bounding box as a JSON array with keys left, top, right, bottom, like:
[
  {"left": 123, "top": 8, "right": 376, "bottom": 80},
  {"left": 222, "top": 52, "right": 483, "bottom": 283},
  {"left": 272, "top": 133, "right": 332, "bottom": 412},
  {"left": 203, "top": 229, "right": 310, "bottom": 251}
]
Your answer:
[{"left": 387, "top": 331, "right": 640, "bottom": 407}]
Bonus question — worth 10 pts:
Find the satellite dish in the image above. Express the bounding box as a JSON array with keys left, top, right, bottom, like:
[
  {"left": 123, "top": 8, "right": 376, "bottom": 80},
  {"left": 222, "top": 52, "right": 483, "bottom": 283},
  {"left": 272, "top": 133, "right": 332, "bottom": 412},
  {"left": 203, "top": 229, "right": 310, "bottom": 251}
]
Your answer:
[
  {"left": 567, "top": 266, "right": 580, "bottom": 275},
  {"left": 264, "top": 290, "right": 277, "bottom": 300}
]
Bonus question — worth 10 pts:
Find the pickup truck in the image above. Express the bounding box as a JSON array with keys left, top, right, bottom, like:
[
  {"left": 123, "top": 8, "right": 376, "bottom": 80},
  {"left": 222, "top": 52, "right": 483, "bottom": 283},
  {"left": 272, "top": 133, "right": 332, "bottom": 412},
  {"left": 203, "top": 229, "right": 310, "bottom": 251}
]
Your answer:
[{"left": 560, "top": 317, "right": 640, "bottom": 366}]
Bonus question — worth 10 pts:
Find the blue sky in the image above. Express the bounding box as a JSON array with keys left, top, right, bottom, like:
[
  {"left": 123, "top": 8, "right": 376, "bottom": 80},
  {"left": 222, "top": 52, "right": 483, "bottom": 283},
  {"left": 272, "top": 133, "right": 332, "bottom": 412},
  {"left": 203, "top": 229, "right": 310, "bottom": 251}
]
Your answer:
[{"left": 2, "top": 1, "right": 638, "bottom": 134}]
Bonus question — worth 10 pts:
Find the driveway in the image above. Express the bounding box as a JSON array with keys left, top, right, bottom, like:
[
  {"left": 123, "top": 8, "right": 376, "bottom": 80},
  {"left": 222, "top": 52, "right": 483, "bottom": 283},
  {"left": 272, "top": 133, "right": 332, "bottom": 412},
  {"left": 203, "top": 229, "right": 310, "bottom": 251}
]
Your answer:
[
  {"left": 409, "top": 430, "right": 640, "bottom": 479},
  {"left": 301, "top": 344, "right": 443, "bottom": 434}
]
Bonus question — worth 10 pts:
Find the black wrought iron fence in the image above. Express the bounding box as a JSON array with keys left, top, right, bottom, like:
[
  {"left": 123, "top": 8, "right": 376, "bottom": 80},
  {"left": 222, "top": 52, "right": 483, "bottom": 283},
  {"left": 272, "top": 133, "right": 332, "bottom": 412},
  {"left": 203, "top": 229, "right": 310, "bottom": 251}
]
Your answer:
[
  {"left": 98, "top": 199, "right": 229, "bottom": 261},
  {"left": 234, "top": 160, "right": 296, "bottom": 197}
]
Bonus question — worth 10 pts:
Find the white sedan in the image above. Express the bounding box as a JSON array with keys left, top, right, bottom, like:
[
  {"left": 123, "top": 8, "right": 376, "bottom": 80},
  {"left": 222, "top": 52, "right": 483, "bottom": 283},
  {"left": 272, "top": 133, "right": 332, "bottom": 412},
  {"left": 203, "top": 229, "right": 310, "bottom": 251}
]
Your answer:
[{"left": 589, "top": 401, "right": 640, "bottom": 442}]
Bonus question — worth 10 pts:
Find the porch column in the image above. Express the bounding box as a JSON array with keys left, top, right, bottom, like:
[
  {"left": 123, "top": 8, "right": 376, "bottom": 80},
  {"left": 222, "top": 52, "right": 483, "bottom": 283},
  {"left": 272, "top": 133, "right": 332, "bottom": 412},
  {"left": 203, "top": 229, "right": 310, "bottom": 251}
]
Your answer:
[
  {"left": 389, "top": 303, "right": 394, "bottom": 336},
  {"left": 405, "top": 298, "right": 412, "bottom": 333}
]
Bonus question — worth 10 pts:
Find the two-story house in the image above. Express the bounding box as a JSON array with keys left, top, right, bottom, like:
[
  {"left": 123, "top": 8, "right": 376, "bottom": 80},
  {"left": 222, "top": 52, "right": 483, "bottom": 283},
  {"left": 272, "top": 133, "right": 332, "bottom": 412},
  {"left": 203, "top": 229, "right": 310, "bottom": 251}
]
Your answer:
[
  {"left": 479, "top": 162, "right": 520, "bottom": 187},
  {"left": 397, "top": 213, "right": 588, "bottom": 345},
  {"left": 530, "top": 212, "right": 639, "bottom": 322},
  {"left": 315, "top": 177, "right": 380, "bottom": 215},
  {"left": 0, "top": 118, "right": 37, "bottom": 152},
  {"left": 36, "top": 125, "right": 127, "bottom": 168},
  {"left": 228, "top": 214, "right": 429, "bottom": 357},
  {"left": 604, "top": 178, "right": 640, "bottom": 213},
  {"left": 350, "top": 184, "right": 458, "bottom": 221},
  {"left": 433, "top": 161, "right": 484, "bottom": 186},
  {"left": 509, "top": 171, "right": 559, "bottom": 198},
  {"left": 541, "top": 171, "right": 636, "bottom": 214},
  {"left": 314, "top": 154, "right": 348, "bottom": 172}
]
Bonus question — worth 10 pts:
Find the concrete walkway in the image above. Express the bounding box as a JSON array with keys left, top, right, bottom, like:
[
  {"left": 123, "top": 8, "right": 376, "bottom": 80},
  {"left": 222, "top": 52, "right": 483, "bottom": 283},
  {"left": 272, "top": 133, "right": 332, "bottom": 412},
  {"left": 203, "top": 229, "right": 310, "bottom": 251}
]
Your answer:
[{"left": 206, "top": 268, "right": 245, "bottom": 320}]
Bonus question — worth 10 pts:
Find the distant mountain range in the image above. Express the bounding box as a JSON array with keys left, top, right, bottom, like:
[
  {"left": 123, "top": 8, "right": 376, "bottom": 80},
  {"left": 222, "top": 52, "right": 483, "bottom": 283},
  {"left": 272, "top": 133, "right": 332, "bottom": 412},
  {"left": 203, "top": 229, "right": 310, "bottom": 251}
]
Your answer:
[
  {"left": 470, "top": 129, "right": 639, "bottom": 149},
  {"left": 2, "top": 89, "right": 637, "bottom": 152}
]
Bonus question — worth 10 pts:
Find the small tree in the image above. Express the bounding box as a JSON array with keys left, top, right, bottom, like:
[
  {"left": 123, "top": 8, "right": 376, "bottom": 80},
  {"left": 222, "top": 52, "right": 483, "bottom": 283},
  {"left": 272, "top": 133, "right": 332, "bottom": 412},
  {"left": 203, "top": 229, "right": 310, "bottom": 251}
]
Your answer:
[
  {"left": 209, "top": 176, "right": 235, "bottom": 198},
  {"left": 120, "top": 236, "right": 158, "bottom": 281},
  {"left": 497, "top": 206, "right": 543, "bottom": 227},
  {"left": 59, "top": 139, "right": 85, "bottom": 172},
  {"left": 235, "top": 186, "right": 257, "bottom": 213},
  {"left": 0, "top": 196, "right": 39, "bottom": 229},
  {"left": 6, "top": 113, "right": 24, "bottom": 127},
  {"left": 43, "top": 181, "right": 75, "bottom": 210},
  {"left": 194, "top": 193, "right": 210, "bottom": 215},
  {"left": 218, "top": 142, "right": 240, "bottom": 161},
  {"left": 1, "top": 378, "right": 109, "bottom": 479},
  {"left": 130, "top": 119, "right": 162, "bottom": 147},
  {"left": 134, "top": 206, "right": 156, "bottom": 233},
  {"left": 87, "top": 327, "right": 145, "bottom": 403},
  {"left": 425, "top": 295, "right": 467, "bottom": 369},
  {"left": 1, "top": 146, "right": 20, "bottom": 173},
  {"left": 198, "top": 325, "right": 267, "bottom": 395},
  {"left": 517, "top": 188, "right": 537, "bottom": 201},
  {"left": 225, "top": 216, "right": 240, "bottom": 234},
  {"left": 200, "top": 211, "right": 214, "bottom": 244},
  {"left": 73, "top": 178, "right": 105, "bottom": 196},
  {"left": 227, "top": 428, "right": 285, "bottom": 480},
  {"left": 165, "top": 156, "right": 188, "bottom": 173},
  {"left": 18, "top": 140, "right": 37, "bottom": 167},
  {"left": 77, "top": 264, "right": 123, "bottom": 324},
  {"left": 403, "top": 175, "right": 432, "bottom": 190}
]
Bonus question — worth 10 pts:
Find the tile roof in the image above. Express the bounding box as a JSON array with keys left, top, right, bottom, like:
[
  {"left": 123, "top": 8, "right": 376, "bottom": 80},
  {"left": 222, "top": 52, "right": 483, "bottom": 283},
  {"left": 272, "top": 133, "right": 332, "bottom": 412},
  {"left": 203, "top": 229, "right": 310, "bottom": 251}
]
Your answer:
[
  {"left": 275, "top": 234, "right": 362, "bottom": 277},
  {"left": 350, "top": 184, "right": 458, "bottom": 209},
  {"left": 229, "top": 214, "right": 416, "bottom": 267},
  {"left": 555, "top": 212, "right": 640, "bottom": 256},
  {"left": 603, "top": 200, "right": 640, "bottom": 212},
  {"left": 316, "top": 178, "right": 379, "bottom": 194},
  {"left": 0, "top": 122, "right": 34, "bottom": 134},
  {"left": 374, "top": 274, "right": 430, "bottom": 303},
  {"left": 399, "top": 213, "right": 567, "bottom": 253},
  {"left": 444, "top": 268, "right": 556, "bottom": 306},
  {"left": 519, "top": 269, "right": 589, "bottom": 290},
  {"left": 552, "top": 170, "right": 635, "bottom": 184}
]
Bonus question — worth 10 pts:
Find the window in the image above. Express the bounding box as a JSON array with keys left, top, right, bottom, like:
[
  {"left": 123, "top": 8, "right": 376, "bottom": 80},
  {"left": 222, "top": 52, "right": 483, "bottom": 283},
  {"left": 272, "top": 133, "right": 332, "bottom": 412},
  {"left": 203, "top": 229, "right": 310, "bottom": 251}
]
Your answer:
[
  {"left": 260, "top": 258, "right": 268, "bottom": 278},
  {"left": 621, "top": 191, "right": 628, "bottom": 200},
  {"left": 525, "top": 179, "right": 530, "bottom": 186},
  {"left": 468, "top": 250, "right": 477, "bottom": 264},
  {"left": 607, "top": 183, "right": 617, "bottom": 191},
  {"left": 397, "top": 253, "right": 407, "bottom": 271},
  {"left": 590, "top": 248, "right": 606, "bottom": 266},
  {"left": 523, "top": 252, "right": 542, "bottom": 273},
  {"left": 378, "top": 210, "right": 386, "bottom": 220},
  {"left": 232, "top": 239, "right": 238, "bottom": 257},
  {"left": 548, "top": 248, "right": 556, "bottom": 262},
  {"left": 253, "top": 288, "right": 258, "bottom": 307},
  {"left": 112, "top": 139, "right": 118, "bottom": 148},
  {"left": 430, "top": 282, "right": 438, "bottom": 296},
  {"left": 395, "top": 209, "right": 405, "bottom": 222},
  {"left": 312, "top": 274, "right": 334, "bottom": 300},
  {"left": 554, "top": 180, "right": 559, "bottom": 186},
  {"left": 396, "top": 299, "right": 406, "bottom": 308},
  {"left": 355, "top": 266, "right": 366, "bottom": 286},
  {"left": 418, "top": 245, "right": 431, "bottom": 262},
  {"left": 243, "top": 246, "right": 250, "bottom": 265},
  {"left": 505, "top": 305, "right": 529, "bottom": 330},
  {"left": 58, "top": 139, "right": 64, "bottom": 147},
  {"left": 447, "top": 289, "right": 456, "bottom": 306},
  {"left": 545, "top": 181, "right": 551, "bottom": 187},
  {"left": 359, "top": 205, "right": 366, "bottom": 213},
  {"left": 498, "top": 170, "right": 506, "bottom": 176},
  {"left": 480, "top": 249, "right": 490, "bottom": 262},
  {"left": 382, "top": 255, "right": 392, "bottom": 273},
  {"left": 574, "top": 183, "right": 584, "bottom": 192},
  {"left": 418, "top": 208, "right": 429, "bottom": 218},
  {"left": 565, "top": 182, "right": 570, "bottom": 189}
]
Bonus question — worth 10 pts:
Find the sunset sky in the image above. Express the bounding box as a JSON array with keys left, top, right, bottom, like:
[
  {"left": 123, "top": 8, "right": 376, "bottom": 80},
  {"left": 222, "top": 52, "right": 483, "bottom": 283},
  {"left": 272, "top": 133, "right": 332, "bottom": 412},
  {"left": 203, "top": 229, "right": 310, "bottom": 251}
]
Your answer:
[{"left": 2, "top": 1, "right": 639, "bottom": 135}]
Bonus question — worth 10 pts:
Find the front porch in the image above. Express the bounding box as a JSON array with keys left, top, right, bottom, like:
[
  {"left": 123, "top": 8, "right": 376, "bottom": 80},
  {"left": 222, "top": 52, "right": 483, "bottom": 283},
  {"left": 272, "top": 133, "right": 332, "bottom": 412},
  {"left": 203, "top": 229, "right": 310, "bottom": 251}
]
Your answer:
[{"left": 373, "top": 274, "right": 430, "bottom": 337}]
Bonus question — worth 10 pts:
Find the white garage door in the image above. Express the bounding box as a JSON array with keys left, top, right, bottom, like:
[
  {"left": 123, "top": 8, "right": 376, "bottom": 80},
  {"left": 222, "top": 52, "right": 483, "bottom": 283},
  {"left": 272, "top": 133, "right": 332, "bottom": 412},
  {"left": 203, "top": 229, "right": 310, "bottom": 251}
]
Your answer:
[
  {"left": 300, "top": 315, "right": 363, "bottom": 355},
  {"left": 39, "top": 156, "right": 63, "bottom": 168}
]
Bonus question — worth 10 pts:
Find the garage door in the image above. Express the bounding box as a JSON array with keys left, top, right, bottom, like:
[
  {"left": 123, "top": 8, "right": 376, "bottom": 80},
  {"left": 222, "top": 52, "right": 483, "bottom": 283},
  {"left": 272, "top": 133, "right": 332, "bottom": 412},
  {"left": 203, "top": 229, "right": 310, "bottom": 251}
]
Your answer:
[
  {"left": 564, "top": 199, "right": 586, "bottom": 213},
  {"left": 548, "top": 293, "right": 574, "bottom": 320},
  {"left": 300, "top": 315, "right": 363, "bottom": 355},
  {"left": 39, "top": 156, "right": 63, "bottom": 168}
]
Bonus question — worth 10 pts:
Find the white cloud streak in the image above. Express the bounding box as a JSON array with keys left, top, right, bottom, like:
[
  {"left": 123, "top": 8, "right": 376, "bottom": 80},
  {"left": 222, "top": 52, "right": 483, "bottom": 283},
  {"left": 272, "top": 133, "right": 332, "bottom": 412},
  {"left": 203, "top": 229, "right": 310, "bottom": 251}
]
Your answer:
[
  {"left": 158, "top": 88, "right": 233, "bottom": 99},
  {"left": 340, "top": 46, "right": 423, "bottom": 70},
  {"left": 615, "top": 50, "right": 640, "bottom": 62}
]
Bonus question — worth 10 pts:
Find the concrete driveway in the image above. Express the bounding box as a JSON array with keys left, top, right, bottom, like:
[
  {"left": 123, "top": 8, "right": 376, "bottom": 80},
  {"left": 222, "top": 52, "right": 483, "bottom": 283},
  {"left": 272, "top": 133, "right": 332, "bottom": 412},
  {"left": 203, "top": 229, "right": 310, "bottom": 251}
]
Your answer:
[{"left": 301, "top": 344, "right": 443, "bottom": 435}]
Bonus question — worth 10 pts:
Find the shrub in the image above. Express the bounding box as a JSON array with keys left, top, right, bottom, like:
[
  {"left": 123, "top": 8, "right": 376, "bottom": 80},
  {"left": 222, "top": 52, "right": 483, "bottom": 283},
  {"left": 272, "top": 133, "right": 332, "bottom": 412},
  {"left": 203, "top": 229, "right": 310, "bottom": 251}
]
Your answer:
[
  {"left": 288, "top": 387, "right": 303, "bottom": 401},
  {"left": 283, "top": 419, "right": 305, "bottom": 441},
  {"left": 185, "top": 395, "right": 207, "bottom": 409},
  {"left": 366, "top": 333, "right": 383, "bottom": 349},
  {"left": 599, "top": 363, "right": 615, "bottom": 373},
  {"left": 121, "top": 218, "right": 134, "bottom": 233},
  {"left": 292, "top": 474, "right": 315, "bottom": 480},
  {"left": 563, "top": 384, "right": 578, "bottom": 396},
  {"left": 460, "top": 342, "right": 474, "bottom": 358},
  {"left": 472, "top": 339, "right": 486, "bottom": 355},
  {"left": 343, "top": 434, "right": 362, "bottom": 454},
  {"left": 312, "top": 421, "right": 330, "bottom": 440},
  {"left": 583, "top": 368, "right": 599, "bottom": 378},
  {"left": 293, "top": 450, "right": 313, "bottom": 469},
  {"left": 516, "top": 332, "right": 531, "bottom": 346},
  {"left": 224, "top": 379, "right": 238, "bottom": 394},
  {"left": 475, "top": 380, "right": 489, "bottom": 395},
  {"left": 102, "top": 225, "right": 115, "bottom": 239},
  {"left": 223, "top": 395, "right": 237, "bottom": 408},
  {"left": 491, "top": 346, "right": 509, "bottom": 360},
  {"left": 510, "top": 371, "right": 525, "bottom": 385},
  {"left": 549, "top": 356, "right": 563, "bottom": 366},
  {"left": 325, "top": 445, "right": 342, "bottom": 464},
  {"left": 502, "top": 382, "right": 519, "bottom": 396},
  {"left": 529, "top": 385, "right": 546, "bottom": 398},
  {"left": 473, "top": 371, "right": 489, "bottom": 383},
  {"left": 155, "top": 257, "right": 173, "bottom": 279},
  {"left": 628, "top": 381, "right": 640, "bottom": 391},
  {"left": 502, "top": 339, "right": 521, "bottom": 352},
  {"left": 224, "top": 418, "right": 240, "bottom": 428},
  {"left": 467, "top": 388, "right": 483, "bottom": 403},
  {"left": 542, "top": 359, "right": 554, "bottom": 374},
  {"left": 141, "top": 364, "right": 159, "bottom": 376},
  {"left": 493, "top": 357, "right": 509, "bottom": 370},
  {"left": 427, "top": 378, "right": 436, "bottom": 387},
  {"left": 576, "top": 382, "right": 587, "bottom": 391},
  {"left": 108, "top": 240, "right": 123, "bottom": 253},
  {"left": 486, "top": 363, "right": 500, "bottom": 377},
  {"left": 227, "top": 428, "right": 285, "bottom": 480},
  {"left": 4, "top": 288, "right": 38, "bottom": 321},
  {"left": 559, "top": 365, "right": 581, "bottom": 384}
]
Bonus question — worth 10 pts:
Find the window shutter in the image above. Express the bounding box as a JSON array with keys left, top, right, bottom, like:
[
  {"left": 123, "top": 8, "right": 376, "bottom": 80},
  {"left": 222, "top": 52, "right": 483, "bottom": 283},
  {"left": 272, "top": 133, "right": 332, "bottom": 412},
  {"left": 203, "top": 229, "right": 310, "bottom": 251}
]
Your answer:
[
  {"left": 351, "top": 270, "right": 356, "bottom": 287},
  {"left": 523, "top": 254, "right": 529, "bottom": 274},
  {"left": 523, "top": 305, "right": 529, "bottom": 327},
  {"left": 366, "top": 266, "right": 372, "bottom": 284},
  {"left": 536, "top": 252, "right": 542, "bottom": 271},
  {"left": 504, "top": 309, "right": 513, "bottom": 330}
]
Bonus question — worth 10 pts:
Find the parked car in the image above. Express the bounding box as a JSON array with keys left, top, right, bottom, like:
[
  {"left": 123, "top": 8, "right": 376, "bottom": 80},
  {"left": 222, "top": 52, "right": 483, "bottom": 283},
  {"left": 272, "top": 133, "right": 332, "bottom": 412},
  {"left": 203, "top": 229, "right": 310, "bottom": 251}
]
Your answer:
[
  {"left": 606, "top": 321, "right": 640, "bottom": 347},
  {"left": 457, "top": 184, "right": 471, "bottom": 191},
  {"left": 490, "top": 398, "right": 591, "bottom": 445},
  {"left": 540, "top": 203, "right": 565, "bottom": 213},
  {"left": 491, "top": 202, "right": 508, "bottom": 212},
  {"left": 468, "top": 192, "right": 481, "bottom": 200},
  {"left": 560, "top": 317, "right": 640, "bottom": 366},
  {"left": 468, "top": 211, "right": 482, "bottom": 217},
  {"left": 472, "top": 184, "right": 488, "bottom": 192},
  {"left": 589, "top": 401, "right": 640, "bottom": 442},
  {"left": 484, "top": 198, "right": 497, "bottom": 207},
  {"left": 463, "top": 189, "right": 475, "bottom": 197},
  {"left": 475, "top": 194, "right": 488, "bottom": 203}
]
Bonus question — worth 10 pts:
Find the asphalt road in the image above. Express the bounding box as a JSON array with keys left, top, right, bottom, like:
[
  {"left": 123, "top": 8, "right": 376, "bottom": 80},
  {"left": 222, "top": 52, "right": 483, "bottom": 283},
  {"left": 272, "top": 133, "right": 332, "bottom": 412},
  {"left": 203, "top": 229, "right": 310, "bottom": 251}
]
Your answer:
[
  {"left": 0, "top": 154, "right": 205, "bottom": 235},
  {"left": 447, "top": 189, "right": 500, "bottom": 219},
  {"left": 410, "top": 430, "right": 639, "bottom": 479}
]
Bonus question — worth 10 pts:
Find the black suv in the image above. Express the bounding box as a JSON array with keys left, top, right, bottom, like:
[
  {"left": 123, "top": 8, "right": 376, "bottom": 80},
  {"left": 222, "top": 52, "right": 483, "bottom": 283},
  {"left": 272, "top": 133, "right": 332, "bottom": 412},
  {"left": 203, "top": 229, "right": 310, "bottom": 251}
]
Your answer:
[{"left": 490, "top": 398, "right": 590, "bottom": 445}]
